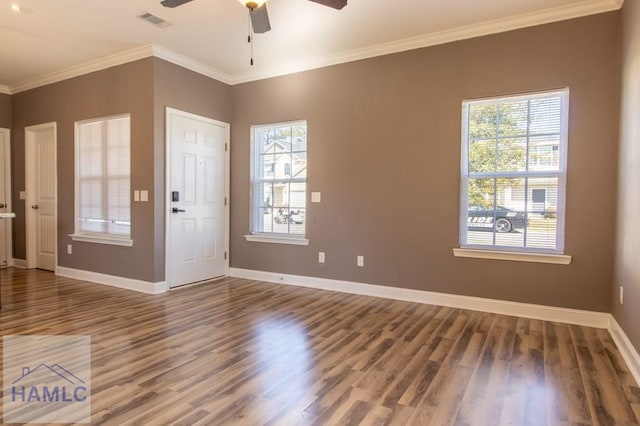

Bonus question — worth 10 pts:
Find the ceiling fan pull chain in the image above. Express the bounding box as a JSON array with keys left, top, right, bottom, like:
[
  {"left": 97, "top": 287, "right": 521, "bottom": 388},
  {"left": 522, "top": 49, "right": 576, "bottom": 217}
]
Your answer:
[
  {"left": 250, "top": 35, "right": 254, "bottom": 66},
  {"left": 250, "top": 10, "right": 255, "bottom": 66},
  {"left": 248, "top": 10, "right": 254, "bottom": 66}
]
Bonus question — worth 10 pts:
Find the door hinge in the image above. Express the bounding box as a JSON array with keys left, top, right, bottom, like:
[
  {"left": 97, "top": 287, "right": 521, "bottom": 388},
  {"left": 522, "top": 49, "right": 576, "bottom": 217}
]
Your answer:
[
  {"left": 224, "top": 197, "right": 227, "bottom": 206},
  {"left": 225, "top": 143, "right": 228, "bottom": 152},
  {"left": 224, "top": 251, "right": 228, "bottom": 260}
]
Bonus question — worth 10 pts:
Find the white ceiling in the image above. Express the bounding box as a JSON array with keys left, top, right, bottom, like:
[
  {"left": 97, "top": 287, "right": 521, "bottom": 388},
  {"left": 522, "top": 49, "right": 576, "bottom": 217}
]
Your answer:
[{"left": 0, "top": 0, "right": 622, "bottom": 92}]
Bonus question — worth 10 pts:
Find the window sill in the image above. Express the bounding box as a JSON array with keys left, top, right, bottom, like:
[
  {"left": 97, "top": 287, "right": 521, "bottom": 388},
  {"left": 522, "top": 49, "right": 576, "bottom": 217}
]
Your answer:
[
  {"left": 70, "top": 234, "right": 133, "bottom": 247},
  {"left": 453, "top": 248, "right": 571, "bottom": 265},
  {"left": 244, "top": 234, "right": 309, "bottom": 246}
]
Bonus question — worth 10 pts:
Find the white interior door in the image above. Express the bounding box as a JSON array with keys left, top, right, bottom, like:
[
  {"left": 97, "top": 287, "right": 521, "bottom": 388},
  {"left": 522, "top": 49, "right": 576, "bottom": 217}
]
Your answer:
[
  {"left": 167, "top": 108, "right": 228, "bottom": 288},
  {"left": 26, "top": 123, "right": 56, "bottom": 271},
  {"left": 0, "top": 128, "right": 11, "bottom": 267}
]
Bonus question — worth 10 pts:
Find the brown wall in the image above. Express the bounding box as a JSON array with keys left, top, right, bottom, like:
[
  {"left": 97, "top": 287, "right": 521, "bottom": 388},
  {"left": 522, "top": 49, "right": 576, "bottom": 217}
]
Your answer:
[
  {"left": 11, "top": 59, "right": 157, "bottom": 281},
  {"left": 10, "top": 58, "right": 231, "bottom": 283},
  {"left": 5, "top": 11, "right": 622, "bottom": 312},
  {"left": 152, "top": 58, "right": 231, "bottom": 281},
  {"left": 0, "top": 93, "right": 11, "bottom": 128},
  {"left": 230, "top": 12, "right": 621, "bottom": 312},
  {"left": 613, "top": 0, "right": 640, "bottom": 346}
]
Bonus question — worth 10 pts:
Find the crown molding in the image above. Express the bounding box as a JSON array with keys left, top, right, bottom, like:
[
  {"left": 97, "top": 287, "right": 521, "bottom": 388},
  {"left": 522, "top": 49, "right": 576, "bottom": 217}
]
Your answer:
[
  {"left": 3, "top": 0, "right": 623, "bottom": 92},
  {"left": 9, "top": 45, "right": 155, "bottom": 94},
  {"left": 152, "top": 45, "right": 233, "bottom": 85},
  {"left": 228, "top": 0, "right": 623, "bottom": 84},
  {"left": 6, "top": 44, "right": 232, "bottom": 95}
]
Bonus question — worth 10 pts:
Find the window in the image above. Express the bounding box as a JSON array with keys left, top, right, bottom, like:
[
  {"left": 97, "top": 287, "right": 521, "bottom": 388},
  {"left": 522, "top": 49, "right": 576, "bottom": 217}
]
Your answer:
[
  {"left": 460, "top": 90, "right": 569, "bottom": 253},
  {"left": 72, "top": 114, "right": 132, "bottom": 246},
  {"left": 247, "top": 120, "right": 307, "bottom": 244}
]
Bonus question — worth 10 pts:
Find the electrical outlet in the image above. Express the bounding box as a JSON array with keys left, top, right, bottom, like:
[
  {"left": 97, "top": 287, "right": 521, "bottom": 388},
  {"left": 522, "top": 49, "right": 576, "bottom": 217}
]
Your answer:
[
  {"left": 357, "top": 255, "right": 364, "bottom": 267},
  {"left": 620, "top": 286, "right": 624, "bottom": 305},
  {"left": 318, "top": 252, "right": 325, "bottom": 264},
  {"left": 67, "top": 244, "right": 72, "bottom": 255}
]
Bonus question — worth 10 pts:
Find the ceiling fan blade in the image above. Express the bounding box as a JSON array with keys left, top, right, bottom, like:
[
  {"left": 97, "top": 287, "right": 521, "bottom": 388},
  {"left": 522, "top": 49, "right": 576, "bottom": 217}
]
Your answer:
[
  {"left": 160, "top": 0, "right": 194, "bottom": 8},
  {"left": 308, "top": 0, "right": 348, "bottom": 10},
  {"left": 251, "top": 4, "right": 271, "bottom": 34}
]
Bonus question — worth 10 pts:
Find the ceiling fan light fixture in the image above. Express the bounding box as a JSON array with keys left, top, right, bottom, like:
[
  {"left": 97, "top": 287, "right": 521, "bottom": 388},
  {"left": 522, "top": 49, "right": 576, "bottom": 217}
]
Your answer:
[{"left": 238, "top": 0, "right": 267, "bottom": 10}]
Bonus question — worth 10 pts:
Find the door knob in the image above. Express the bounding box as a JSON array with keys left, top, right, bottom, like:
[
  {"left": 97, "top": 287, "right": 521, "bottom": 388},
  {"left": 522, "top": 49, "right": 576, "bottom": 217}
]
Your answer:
[
  {"left": 31, "top": 204, "right": 39, "bottom": 210},
  {"left": 0, "top": 203, "right": 4, "bottom": 208},
  {"left": 171, "top": 207, "right": 185, "bottom": 213}
]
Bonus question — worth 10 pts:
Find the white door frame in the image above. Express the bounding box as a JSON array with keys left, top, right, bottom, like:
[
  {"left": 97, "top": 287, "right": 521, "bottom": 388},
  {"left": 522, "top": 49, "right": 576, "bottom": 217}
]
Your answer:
[
  {"left": 164, "top": 107, "right": 230, "bottom": 287},
  {"left": 1, "top": 128, "right": 12, "bottom": 266},
  {"left": 25, "top": 122, "right": 57, "bottom": 269}
]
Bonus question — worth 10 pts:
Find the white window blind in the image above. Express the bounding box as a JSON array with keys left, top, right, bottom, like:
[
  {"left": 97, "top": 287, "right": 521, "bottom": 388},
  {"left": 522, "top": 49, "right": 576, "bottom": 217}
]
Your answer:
[
  {"left": 250, "top": 120, "right": 307, "bottom": 237},
  {"left": 75, "top": 115, "right": 131, "bottom": 243},
  {"left": 460, "top": 90, "right": 569, "bottom": 253}
]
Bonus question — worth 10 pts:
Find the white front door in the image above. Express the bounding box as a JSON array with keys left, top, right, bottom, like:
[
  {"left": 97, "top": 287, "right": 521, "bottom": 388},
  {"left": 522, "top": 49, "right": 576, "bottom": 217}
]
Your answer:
[
  {"left": 0, "top": 128, "right": 11, "bottom": 267},
  {"left": 167, "top": 108, "right": 228, "bottom": 288},
  {"left": 26, "top": 123, "right": 56, "bottom": 271}
]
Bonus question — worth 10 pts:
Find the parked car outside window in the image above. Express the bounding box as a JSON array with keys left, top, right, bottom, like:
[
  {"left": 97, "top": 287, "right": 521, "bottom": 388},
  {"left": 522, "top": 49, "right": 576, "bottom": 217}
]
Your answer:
[
  {"left": 274, "top": 209, "right": 305, "bottom": 224},
  {"left": 467, "top": 205, "right": 527, "bottom": 233}
]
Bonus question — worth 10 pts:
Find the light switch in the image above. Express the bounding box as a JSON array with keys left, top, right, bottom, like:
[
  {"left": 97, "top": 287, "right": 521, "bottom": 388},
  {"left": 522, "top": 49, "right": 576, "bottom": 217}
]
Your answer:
[
  {"left": 134, "top": 190, "right": 140, "bottom": 202},
  {"left": 140, "top": 190, "right": 149, "bottom": 202},
  {"left": 311, "top": 192, "right": 321, "bottom": 203},
  {"left": 19, "top": 191, "right": 26, "bottom": 200}
]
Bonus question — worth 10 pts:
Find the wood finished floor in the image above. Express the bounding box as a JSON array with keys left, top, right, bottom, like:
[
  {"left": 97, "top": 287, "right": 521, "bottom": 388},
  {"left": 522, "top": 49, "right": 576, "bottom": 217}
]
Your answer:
[{"left": 0, "top": 268, "right": 639, "bottom": 425}]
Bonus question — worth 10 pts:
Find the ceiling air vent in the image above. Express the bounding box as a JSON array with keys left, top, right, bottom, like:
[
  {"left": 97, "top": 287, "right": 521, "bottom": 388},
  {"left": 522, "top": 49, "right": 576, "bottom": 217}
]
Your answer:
[{"left": 139, "top": 12, "right": 170, "bottom": 29}]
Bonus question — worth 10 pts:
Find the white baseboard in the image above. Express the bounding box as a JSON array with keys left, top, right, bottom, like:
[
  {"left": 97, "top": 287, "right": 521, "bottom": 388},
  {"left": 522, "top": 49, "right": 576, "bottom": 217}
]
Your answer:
[
  {"left": 56, "top": 266, "right": 168, "bottom": 295},
  {"left": 11, "top": 259, "right": 27, "bottom": 269},
  {"left": 608, "top": 317, "right": 640, "bottom": 387},
  {"left": 229, "top": 268, "right": 610, "bottom": 329},
  {"left": 230, "top": 267, "right": 640, "bottom": 385},
  {"left": 13, "top": 263, "right": 640, "bottom": 386}
]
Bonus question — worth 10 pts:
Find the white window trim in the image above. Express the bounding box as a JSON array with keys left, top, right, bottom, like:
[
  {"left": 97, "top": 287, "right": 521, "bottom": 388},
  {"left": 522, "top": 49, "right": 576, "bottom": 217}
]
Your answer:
[
  {"left": 458, "top": 88, "right": 570, "bottom": 255},
  {"left": 73, "top": 113, "right": 132, "bottom": 246},
  {"left": 244, "top": 234, "right": 309, "bottom": 246},
  {"left": 70, "top": 233, "right": 133, "bottom": 247},
  {"left": 248, "top": 120, "right": 308, "bottom": 244},
  {"left": 453, "top": 248, "right": 571, "bottom": 265}
]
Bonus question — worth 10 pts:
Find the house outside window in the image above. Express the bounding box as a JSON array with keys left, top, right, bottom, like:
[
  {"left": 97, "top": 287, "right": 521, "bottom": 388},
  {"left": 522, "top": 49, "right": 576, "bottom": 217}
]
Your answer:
[
  {"left": 248, "top": 120, "right": 307, "bottom": 244},
  {"left": 460, "top": 89, "right": 569, "bottom": 253},
  {"left": 72, "top": 114, "right": 132, "bottom": 246}
]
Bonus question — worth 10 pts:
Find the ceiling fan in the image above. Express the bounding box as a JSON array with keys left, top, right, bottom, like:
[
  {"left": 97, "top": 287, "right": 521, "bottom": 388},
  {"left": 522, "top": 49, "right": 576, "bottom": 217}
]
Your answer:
[{"left": 160, "top": 0, "right": 348, "bottom": 34}]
